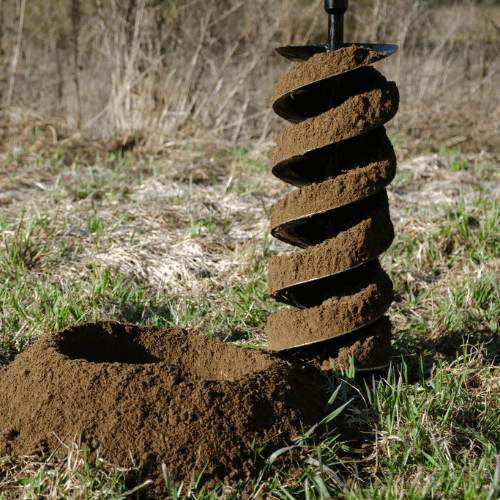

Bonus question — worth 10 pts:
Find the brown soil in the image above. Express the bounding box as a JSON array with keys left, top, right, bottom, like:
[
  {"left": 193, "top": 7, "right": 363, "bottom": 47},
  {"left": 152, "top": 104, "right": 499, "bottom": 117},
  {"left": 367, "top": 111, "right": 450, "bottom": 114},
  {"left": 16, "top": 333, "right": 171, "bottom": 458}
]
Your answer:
[
  {"left": 267, "top": 190, "right": 394, "bottom": 296},
  {"left": 274, "top": 316, "right": 393, "bottom": 371},
  {"left": 271, "top": 81, "right": 399, "bottom": 166},
  {"left": 269, "top": 133, "right": 396, "bottom": 229},
  {"left": 270, "top": 125, "right": 394, "bottom": 186},
  {"left": 267, "top": 261, "right": 394, "bottom": 350},
  {"left": 0, "top": 321, "right": 354, "bottom": 498},
  {"left": 272, "top": 45, "right": 386, "bottom": 103}
]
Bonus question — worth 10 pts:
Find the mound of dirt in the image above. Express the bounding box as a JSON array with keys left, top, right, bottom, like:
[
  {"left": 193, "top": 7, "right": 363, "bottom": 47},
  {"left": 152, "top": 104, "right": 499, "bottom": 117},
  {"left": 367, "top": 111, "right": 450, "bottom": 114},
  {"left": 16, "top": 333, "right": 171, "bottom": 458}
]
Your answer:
[{"left": 0, "top": 321, "right": 354, "bottom": 499}]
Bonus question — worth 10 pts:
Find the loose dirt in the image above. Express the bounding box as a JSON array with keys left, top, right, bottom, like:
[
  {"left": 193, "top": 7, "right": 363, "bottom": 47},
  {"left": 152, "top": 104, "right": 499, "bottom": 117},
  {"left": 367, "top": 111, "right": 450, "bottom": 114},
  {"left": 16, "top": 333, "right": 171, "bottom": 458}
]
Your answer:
[
  {"left": 272, "top": 45, "right": 386, "bottom": 104},
  {"left": 273, "top": 316, "right": 393, "bottom": 371},
  {"left": 0, "top": 321, "right": 356, "bottom": 498},
  {"left": 267, "top": 190, "right": 394, "bottom": 295},
  {"left": 269, "top": 128, "right": 396, "bottom": 229},
  {"left": 267, "top": 260, "right": 394, "bottom": 351},
  {"left": 271, "top": 81, "right": 399, "bottom": 166}
]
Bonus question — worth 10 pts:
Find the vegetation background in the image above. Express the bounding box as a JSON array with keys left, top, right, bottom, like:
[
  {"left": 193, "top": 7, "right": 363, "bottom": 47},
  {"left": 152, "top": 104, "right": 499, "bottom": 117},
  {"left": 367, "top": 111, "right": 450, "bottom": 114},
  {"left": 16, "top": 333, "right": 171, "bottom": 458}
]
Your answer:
[{"left": 0, "top": 0, "right": 499, "bottom": 152}]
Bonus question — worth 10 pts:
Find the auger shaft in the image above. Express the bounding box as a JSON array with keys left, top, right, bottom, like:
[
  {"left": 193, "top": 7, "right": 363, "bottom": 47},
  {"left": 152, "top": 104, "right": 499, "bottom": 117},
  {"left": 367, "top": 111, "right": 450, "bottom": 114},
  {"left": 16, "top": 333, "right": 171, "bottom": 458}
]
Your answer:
[
  {"left": 324, "top": 0, "right": 348, "bottom": 246},
  {"left": 325, "top": 0, "right": 348, "bottom": 51},
  {"left": 266, "top": 2, "right": 400, "bottom": 370}
]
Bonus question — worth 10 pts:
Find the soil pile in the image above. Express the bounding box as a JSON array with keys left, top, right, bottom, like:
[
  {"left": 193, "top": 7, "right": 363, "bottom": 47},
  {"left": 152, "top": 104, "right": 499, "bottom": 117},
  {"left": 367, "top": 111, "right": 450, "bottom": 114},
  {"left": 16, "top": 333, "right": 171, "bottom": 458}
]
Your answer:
[
  {"left": 267, "top": 46, "right": 398, "bottom": 361},
  {"left": 0, "top": 321, "right": 349, "bottom": 498}
]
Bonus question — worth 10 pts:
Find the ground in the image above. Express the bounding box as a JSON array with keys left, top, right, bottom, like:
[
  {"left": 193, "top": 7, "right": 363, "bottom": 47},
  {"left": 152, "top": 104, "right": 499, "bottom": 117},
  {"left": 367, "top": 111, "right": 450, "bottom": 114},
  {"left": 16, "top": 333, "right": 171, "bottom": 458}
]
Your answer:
[{"left": 0, "top": 133, "right": 499, "bottom": 499}]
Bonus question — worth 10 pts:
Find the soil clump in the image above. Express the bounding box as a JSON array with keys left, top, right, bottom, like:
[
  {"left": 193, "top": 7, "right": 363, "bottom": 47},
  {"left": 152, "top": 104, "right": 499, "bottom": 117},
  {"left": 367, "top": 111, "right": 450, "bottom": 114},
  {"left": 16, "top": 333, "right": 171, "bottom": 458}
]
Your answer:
[
  {"left": 272, "top": 45, "right": 386, "bottom": 103},
  {"left": 0, "top": 322, "right": 353, "bottom": 499}
]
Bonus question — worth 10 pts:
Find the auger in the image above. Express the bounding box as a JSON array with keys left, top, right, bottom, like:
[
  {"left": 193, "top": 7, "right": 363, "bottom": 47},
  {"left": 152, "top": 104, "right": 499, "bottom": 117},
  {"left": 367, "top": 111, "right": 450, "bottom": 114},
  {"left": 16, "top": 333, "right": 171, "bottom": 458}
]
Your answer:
[{"left": 266, "top": 0, "right": 400, "bottom": 371}]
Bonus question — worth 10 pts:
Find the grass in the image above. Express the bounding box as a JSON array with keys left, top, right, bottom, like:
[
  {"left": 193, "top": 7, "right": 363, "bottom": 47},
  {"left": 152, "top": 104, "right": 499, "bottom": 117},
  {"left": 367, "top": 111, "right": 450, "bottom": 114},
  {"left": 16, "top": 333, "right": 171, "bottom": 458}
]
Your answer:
[
  {"left": 437, "top": 142, "right": 468, "bottom": 173},
  {"left": 0, "top": 137, "right": 500, "bottom": 499}
]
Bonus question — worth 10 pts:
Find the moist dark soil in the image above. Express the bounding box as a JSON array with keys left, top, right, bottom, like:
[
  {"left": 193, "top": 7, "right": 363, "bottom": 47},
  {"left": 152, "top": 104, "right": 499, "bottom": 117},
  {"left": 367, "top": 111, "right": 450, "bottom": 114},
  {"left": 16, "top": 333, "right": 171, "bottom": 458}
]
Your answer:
[{"left": 0, "top": 321, "right": 359, "bottom": 499}]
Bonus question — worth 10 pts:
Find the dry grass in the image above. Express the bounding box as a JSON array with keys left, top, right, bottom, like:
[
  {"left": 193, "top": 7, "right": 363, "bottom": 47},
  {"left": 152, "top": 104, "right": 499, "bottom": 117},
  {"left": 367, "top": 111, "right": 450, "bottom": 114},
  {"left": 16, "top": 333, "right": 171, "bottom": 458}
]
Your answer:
[{"left": 0, "top": 0, "right": 499, "bottom": 153}]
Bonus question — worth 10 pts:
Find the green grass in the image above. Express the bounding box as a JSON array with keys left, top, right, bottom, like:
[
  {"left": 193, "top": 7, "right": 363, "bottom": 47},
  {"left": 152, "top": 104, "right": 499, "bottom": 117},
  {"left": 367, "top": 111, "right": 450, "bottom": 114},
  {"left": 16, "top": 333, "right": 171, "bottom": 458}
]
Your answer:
[
  {"left": 1, "top": 139, "right": 500, "bottom": 498},
  {"left": 437, "top": 141, "right": 468, "bottom": 172}
]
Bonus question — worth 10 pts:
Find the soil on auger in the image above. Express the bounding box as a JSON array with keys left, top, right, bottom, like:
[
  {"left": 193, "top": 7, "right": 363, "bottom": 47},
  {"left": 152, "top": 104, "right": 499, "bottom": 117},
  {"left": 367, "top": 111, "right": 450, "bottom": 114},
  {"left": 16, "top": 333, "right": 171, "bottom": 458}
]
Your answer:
[{"left": 266, "top": 45, "right": 399, "bottom": 363}]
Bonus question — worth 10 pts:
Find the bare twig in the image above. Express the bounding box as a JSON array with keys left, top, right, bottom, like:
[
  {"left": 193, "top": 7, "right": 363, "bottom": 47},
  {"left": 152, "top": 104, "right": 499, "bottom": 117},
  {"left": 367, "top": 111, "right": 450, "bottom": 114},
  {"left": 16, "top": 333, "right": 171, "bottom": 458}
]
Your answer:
[{"left": 6, "top": 0, "right": 26, "bottom": 106}]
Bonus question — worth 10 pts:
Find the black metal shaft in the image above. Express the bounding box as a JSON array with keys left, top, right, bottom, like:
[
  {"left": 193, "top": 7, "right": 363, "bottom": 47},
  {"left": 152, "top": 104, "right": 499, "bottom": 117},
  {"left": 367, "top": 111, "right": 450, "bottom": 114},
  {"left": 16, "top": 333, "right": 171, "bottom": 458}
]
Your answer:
[{"left": 325, "top": 0, "right": 348, "bottom": 51}]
